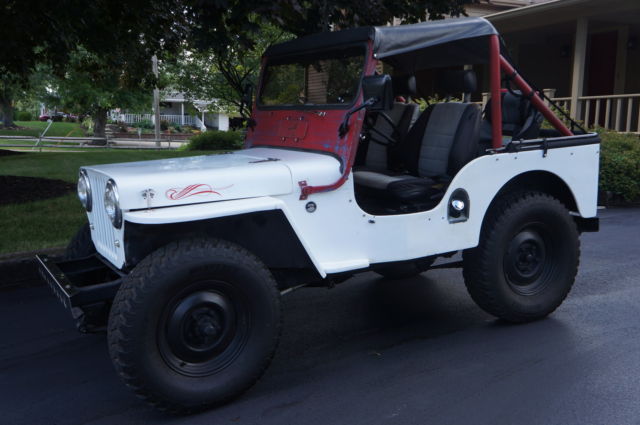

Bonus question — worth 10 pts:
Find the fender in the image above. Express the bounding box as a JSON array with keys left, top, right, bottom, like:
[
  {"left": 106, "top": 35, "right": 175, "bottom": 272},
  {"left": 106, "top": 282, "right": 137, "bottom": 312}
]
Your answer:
[{"left": 123, "top": 196, "right": 326, "bottom": 276}]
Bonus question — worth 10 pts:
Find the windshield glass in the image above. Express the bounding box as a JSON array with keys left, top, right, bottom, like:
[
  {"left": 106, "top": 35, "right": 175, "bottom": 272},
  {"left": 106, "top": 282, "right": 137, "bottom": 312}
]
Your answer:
[{"left": 259, "top": 45, "right": 366, "bottom": 108}]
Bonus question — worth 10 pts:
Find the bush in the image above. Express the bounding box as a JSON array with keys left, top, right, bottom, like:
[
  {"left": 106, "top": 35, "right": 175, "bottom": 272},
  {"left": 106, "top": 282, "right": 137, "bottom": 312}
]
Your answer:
[
  {"left": 160, "top": 120, "right": 169, "bottom": 131},
  {"left": 186, "top": 130, "right": 244, "bottom": 151},
  {"left": 599, "top": 129, "right": 640, "bottom": 201},
  {"left": 134, "top": 119, "right": 154, "bottom": 129},
  {"left": 16, "top": 111, "right": 32, "bottom": 121}
]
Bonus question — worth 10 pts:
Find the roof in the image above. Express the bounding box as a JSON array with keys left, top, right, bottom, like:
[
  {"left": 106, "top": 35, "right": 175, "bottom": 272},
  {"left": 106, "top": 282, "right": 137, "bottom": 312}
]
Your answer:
[{"left": 264, "top": 18, "right": 498, "bottom": 69}]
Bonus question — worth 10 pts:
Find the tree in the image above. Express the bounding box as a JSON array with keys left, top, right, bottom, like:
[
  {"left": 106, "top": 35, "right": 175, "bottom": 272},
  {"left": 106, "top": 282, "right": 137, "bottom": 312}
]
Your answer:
[
  {"left": 0, "top": 1, "right": 187, "bottom": 128},
  {"left": 1, "top": 0, "right": 476, "bottom": 128},
  {"left": 0, "top": 74, "right": 20, "bottom": 127},
  {"left": 54, "top": 48, "right": 152, "bottom": 138},
  {"left": 175, "top": 1, "right": 475, "bottom": 119},
  {"left": 167, "top": 24, "right": 292, "bottom": 118}
]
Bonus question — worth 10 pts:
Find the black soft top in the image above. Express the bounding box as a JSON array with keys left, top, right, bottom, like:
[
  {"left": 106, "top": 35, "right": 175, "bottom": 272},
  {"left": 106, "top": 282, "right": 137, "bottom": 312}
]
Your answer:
[{"left": 264, "top": 17, "right": 498, "bottom": 70}]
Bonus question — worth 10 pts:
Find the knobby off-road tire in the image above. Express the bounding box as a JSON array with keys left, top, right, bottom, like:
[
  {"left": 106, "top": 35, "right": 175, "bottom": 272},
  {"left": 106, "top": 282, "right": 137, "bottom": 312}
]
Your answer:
[
  {"left": 107, "top": 238, "right": 281, "bottom": 413},
  {"left": 462, "top": 192, "right": 580, "bottom": 323},
  {"left": 64, "top": 222, "right": 96, "bottom": 259},
  {"left": 375, "top": 258, "right": 435, "bottom": 280}
]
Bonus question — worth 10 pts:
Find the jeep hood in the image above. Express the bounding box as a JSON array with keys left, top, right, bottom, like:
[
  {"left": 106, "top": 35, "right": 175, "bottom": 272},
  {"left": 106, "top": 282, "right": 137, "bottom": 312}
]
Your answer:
[{"left": 82, "top": 148, "right": 341, "bottom": 210}]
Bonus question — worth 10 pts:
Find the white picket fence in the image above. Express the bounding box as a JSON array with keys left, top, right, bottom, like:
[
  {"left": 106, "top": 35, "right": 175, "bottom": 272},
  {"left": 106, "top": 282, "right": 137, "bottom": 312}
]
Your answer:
[{"left": 112, "top": 113, "right": 197, "bottom": 127}]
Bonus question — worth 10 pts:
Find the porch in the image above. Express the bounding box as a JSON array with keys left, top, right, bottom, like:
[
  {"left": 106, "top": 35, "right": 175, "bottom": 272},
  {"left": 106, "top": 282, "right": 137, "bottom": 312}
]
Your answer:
[
  {"left": 486, "top": 0, "right": 640, "bottom": 133},
  {"left": 110, "top": 91, "right": 229, "bottom": 131}
]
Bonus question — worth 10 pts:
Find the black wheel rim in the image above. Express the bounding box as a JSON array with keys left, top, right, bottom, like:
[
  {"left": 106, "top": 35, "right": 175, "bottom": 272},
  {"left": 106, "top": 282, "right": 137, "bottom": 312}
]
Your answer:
[
  {"left": 158, "top": 280, "right": 250, "bottom": 377},
  {"left": 503, "top": 223, "right": 554, "bottom": 296}
]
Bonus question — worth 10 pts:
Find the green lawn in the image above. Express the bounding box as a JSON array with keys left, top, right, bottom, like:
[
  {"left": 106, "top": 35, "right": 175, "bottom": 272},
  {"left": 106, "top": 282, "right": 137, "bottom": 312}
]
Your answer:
[
  {"left": 0, "top": 121, "right": 86, "bottom": 138},
  {"left": 0, "top": 149, "right": 209, "bottom": 255}
]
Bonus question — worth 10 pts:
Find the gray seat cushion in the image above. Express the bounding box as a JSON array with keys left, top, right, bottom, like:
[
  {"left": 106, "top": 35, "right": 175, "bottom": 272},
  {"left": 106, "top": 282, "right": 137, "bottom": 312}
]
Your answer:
[{"left": 355, "top": 102, "right": 480, "bottom": 203}]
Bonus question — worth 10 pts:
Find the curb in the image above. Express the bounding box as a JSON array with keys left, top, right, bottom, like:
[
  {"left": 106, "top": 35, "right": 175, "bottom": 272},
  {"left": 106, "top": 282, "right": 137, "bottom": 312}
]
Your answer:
[{"left": 0, "top": 246, "right": 65, "bottom": 291}]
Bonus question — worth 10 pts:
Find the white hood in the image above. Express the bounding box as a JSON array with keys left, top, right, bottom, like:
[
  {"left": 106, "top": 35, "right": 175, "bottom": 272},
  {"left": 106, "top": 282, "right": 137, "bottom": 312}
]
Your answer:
[{"left": 82, "top": 148, "right": 342, "bottom": 211}]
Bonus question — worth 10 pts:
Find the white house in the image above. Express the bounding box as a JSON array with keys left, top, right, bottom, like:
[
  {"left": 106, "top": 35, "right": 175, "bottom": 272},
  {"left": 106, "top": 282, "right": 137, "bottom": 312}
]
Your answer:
[{"left": 111, "top": 91, "right": 230, "bottom": 132}]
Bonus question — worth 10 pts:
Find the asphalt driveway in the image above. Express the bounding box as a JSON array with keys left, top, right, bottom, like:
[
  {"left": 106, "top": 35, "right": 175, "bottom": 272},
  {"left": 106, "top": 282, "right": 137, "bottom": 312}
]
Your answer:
[{"left": 1, "top": 207, "right": 639, "bottom": 425}]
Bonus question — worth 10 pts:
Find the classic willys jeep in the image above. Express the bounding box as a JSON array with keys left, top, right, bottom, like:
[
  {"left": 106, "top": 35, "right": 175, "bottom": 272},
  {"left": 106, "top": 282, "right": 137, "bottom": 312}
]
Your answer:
[{"left": 38, "top": 17, "right": 600, "bottom": 412}]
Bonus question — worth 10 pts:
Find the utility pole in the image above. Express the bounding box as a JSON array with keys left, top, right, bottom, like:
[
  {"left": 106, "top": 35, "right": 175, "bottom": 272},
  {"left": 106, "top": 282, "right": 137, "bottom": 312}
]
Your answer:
[{"left": 152, "top": 55, "right": 161, "bottom": 147}]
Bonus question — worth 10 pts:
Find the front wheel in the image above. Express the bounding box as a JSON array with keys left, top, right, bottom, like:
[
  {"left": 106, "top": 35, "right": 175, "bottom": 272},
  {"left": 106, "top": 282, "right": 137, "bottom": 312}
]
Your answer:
[
  {"left": 65, "top": 222, "right": 96, "bottom": 259},
  {"left": 107, "top": 238, "right": 281, "bottom": 413},
  {"left": 463, "top": 192, "right": 580, "bottom": 323}
]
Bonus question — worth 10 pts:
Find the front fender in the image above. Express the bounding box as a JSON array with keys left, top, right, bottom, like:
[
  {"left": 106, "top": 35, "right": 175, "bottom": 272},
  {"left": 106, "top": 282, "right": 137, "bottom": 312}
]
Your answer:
[
  {"left": 123, "top": 197, "right": 326, "bottom": 277},
  {"left": 124, "top": 197, "right": 285, "bottom": 225}
]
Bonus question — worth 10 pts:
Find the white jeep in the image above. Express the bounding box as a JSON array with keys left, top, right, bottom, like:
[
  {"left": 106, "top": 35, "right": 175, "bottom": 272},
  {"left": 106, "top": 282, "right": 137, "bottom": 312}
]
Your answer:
[{"left": 38, "top": 17, "right": 600, "bottom": 412}]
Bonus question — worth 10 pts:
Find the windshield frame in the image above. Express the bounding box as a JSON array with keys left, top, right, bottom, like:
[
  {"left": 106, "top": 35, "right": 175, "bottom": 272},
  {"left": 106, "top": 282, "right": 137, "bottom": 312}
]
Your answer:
[{"left": 256, "top": 42, "right": 369, "bottom": 111}]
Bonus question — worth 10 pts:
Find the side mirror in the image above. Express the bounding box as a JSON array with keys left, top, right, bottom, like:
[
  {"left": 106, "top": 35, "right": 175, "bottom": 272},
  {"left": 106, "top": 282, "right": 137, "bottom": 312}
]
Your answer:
[{"left": 362, "top": 75, "right": 393, "bottom": 111}]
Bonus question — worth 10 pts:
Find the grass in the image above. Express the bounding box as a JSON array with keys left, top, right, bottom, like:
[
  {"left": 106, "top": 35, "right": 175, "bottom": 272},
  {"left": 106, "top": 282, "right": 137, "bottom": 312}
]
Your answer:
[
  {"left": 0, "top": 149, "right": 210, "bottom": 255},
  {"left": 0, "top": 121, "right": 86, "bottom": 138}
]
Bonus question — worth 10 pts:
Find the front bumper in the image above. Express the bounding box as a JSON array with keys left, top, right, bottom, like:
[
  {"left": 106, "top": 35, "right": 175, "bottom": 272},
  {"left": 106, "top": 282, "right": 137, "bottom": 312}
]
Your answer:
[{"left": 36, "top": 254, "right": 124, "bottom": 331}]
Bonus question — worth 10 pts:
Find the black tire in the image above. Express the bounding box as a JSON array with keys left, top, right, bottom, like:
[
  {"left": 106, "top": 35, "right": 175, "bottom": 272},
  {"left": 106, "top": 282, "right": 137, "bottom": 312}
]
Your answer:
[
  {"left": 462, "top": 191, "right": 579, "bottom": 323},
  {"left": 375, "top": 258, "right": 435, "bottom": 280},
  {"left": 65, "top": 222, "right": 96, "bottom": 259},
  {"left": 107, "top": 238, "right": 281, "bottom": 413}
]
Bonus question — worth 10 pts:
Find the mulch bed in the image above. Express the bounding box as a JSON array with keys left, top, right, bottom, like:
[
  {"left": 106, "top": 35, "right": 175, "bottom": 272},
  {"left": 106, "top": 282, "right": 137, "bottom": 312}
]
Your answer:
[
  {"left": 0, "top": 175, "right": 75, "bottom": 206},
  {"left": 0, "top": 149, "right": 26, "bottom": 157}
]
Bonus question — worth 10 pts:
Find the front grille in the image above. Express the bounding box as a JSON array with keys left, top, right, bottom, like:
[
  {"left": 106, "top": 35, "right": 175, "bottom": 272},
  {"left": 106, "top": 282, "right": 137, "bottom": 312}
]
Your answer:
[{"left": 87, "top": 171, "right": 124, "bottom": 268}]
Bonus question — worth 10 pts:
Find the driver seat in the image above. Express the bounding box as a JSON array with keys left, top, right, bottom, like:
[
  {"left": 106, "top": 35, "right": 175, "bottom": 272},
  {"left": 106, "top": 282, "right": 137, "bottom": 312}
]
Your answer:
[
  {"left": 354, "top": 70, "right": 481, "bottom": 204},
  {"left": 358, "top": 75, "right": 420, "bottom": 171}
]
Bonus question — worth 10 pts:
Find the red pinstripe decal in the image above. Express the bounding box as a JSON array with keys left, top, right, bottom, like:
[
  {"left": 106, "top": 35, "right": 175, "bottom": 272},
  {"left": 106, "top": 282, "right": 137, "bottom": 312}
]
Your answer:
[{"left": 165, "top": 184, "right": 233, "bottom": 200}]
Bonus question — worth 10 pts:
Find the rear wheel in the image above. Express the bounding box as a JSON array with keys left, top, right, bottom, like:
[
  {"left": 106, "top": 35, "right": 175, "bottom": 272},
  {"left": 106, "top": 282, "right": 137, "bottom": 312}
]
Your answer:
[
  {"left": 463, "top": 192, "right": 579, "bottom": 322},
  {"left": 107, "top": 238, "right": 281, "bottom": 413}
]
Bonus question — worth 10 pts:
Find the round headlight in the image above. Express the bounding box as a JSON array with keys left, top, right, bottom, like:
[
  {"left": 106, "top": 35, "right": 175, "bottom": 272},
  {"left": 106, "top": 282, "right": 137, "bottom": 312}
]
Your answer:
[
  {"left": 77, "top": 170, "right": 92, "bottom": 212},
  {"left": 104, "top": 179, "right": 122, "bottom": 229}
]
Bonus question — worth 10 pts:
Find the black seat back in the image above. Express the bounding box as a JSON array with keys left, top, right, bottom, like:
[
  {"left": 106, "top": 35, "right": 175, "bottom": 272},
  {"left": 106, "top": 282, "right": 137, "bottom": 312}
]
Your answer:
[
  {"left": 364, "top": 102, "right": 419, "bottom": 170},
  {"left": 361, "top": 74, "right": 420, "bottom": 171},
  {"left": 483, "top": 90, "right": 544, "bottom": 142},
  {"left": 394, "top": 70, "right": 481, "bottom": 179}
]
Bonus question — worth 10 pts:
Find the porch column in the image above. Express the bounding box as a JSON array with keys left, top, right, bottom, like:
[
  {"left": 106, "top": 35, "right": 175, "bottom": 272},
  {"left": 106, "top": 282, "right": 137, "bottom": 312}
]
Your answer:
[
  {"left": 180, "top": 102, "right": 184, "bottom": 125},
  {"left": 570, "top": 17, "right": 588, "bottom": 120}
]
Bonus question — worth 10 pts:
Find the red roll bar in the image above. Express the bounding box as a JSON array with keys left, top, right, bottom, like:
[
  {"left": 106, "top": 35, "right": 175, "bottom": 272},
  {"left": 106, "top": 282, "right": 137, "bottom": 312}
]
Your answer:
[{"left": 488, "top": 34, "right": 573, "bottom": 149}]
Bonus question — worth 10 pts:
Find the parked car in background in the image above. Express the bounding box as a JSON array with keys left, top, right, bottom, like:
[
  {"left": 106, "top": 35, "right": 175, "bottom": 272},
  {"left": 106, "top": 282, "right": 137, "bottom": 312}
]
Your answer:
[{"left": 38, "top": 112, "right": 80, "bottom": 122}]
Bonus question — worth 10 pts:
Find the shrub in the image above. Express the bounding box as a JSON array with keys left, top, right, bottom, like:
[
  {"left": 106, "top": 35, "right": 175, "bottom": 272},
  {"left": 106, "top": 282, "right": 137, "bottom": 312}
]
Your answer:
[
  {"left": 599, "top": 129, "right": 640, "bottom": 201},
  {"left": 186, "top": 130, "right": 244, "bottom": 151},
  {"left": 16, "top": 111, "right": 32, "bottom": 121},
  {"left": 81, "top": 116, "right": 94, "bottom": 131},
  {"left": 134, "top": 119, "right": 154, "bottom": 129},
  {"left": 160, "top": 120, "right": 169, "bottom": 131}
]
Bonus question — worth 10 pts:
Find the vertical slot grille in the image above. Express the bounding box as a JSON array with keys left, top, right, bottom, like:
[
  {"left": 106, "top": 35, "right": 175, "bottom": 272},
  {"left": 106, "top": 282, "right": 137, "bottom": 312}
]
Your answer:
[{"left": 87, "top": 172, "right": 123, "bottom": 267}]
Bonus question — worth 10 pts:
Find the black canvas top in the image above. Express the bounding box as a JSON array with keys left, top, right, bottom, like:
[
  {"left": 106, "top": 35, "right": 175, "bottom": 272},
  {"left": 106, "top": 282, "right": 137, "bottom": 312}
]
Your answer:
[{"left": 264, "top": 18, "right": 498, "bottom": 70}]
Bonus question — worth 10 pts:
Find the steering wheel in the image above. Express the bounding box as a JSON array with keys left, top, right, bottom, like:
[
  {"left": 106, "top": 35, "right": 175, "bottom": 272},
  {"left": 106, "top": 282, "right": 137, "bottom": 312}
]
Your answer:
[{"left": 363, "top": 111, "right": 401, "bottom": 147}]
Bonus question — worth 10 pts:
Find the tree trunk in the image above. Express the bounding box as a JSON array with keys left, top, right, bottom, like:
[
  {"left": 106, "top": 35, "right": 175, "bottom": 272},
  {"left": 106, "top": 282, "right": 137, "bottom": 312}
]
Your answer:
[
  {"left": 92, "top": 108, "right": 108, "bottom": 140},
  {"left": 0, "top": 93, "right": 14, "bottom": 128}
]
